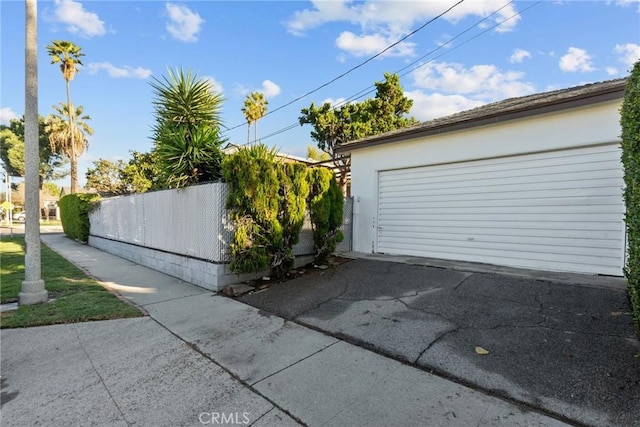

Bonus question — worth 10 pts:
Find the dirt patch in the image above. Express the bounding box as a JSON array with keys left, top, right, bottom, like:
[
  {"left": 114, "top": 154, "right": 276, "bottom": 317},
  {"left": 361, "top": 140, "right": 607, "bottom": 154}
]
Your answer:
[{"left": 223, "top": 256, "right": 353, "bottom": 297}]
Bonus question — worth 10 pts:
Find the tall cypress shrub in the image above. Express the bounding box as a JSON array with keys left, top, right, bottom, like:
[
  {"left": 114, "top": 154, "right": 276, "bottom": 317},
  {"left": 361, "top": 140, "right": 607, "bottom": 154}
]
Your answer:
[
  {"left": 308, "top": 167, "right": 344, "bottom": 264},
  {"left": 621, "top": 61, "right": 640, "bottom": 332},
  {"left": 222, "top": 145, "right": 279, "bottom": 273},
  {"left": 222, "top": 145, "right": 309, "bottom": 278},
  {"left": 273, "top": 162, "right": 309, "bottom": 277}
]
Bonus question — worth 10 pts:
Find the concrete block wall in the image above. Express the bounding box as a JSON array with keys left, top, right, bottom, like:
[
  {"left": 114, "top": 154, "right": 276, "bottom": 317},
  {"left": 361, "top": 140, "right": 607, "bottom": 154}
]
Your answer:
[{"left": 89, "top": 235, "right": 314, "bottom": 291}]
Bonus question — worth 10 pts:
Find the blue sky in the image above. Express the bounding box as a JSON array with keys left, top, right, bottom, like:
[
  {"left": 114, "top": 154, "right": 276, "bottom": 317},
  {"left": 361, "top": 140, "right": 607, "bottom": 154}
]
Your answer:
[{"left": 1, "top": 0, "right": 639, "bottom": 187}]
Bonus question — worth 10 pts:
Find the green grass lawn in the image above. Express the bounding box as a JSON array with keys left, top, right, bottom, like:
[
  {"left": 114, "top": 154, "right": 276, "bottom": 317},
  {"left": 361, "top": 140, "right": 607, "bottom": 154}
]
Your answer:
[{"left": 0, "top": 235, "right": 143, "bottom": 328}]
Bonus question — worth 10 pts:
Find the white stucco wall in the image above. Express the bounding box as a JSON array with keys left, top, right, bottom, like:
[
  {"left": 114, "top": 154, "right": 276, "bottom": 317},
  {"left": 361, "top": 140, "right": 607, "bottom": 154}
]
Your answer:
[{"left": 349, "top": 99, "right": 623, "bottom": 254}]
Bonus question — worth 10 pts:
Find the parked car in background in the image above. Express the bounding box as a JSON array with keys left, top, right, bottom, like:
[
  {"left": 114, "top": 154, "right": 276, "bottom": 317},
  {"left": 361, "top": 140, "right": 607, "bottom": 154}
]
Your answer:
[{"left": 14, "top": 211, "right": 26, "bottom": 221}]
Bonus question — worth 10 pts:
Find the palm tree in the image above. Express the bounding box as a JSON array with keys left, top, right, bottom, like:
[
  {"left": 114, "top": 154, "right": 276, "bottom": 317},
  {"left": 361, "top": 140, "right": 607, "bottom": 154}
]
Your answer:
[
  {"left": 46, "top": 40, "right": 84, "bottom": 193},
  {"left": 241, "top": 92, "right": 268, "bottom": 144},
  {"left": 45, "top": 103, "right": 93, "bottom": 191}
]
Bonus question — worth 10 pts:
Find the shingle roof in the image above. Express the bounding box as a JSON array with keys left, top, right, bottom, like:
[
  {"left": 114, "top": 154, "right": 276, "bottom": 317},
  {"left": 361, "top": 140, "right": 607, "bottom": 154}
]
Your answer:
[{"left": 336, "top": 77, "right": 628, "bottom": 153}]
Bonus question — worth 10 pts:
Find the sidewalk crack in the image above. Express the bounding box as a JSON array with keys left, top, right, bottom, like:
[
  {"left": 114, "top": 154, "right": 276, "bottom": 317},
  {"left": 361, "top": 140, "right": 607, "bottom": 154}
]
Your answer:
[
  {"left": 73, "top": 326, "right": 131, "bottom": 426},
  {"left": 250, "top": 340, "right": 340, "bottom": 387},
  {"left": 414, "top": 326, "right": 459, "bottom": 364}
]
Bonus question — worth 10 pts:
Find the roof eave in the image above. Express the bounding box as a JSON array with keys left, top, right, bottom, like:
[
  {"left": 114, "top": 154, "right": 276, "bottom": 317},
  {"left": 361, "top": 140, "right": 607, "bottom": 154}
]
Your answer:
[{"left": 336, "top": 81, "right": 626, "bottom": 154}]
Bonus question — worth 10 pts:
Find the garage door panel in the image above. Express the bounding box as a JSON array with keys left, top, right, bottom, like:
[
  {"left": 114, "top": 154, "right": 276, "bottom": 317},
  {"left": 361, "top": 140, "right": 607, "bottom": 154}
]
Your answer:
[
  {"left": 380, "top": 225, "right": 622, "bottom": 240},
  {"left": 380, "top": 147, "right": 622, "bottom": 181},
  {"left": 377, "top": 145, "right": 625, "bottom": 275},
  {"left": 380, "top": 230, "right": 622, "bottom": 248},
  {"left": 379, "top": 241, "right": 621, "bottom": 266},
  {"left": 381, "top": 179, "right": 622, "bottom": 197},
  {"left": 380, "top": 162, "right": 622, "bottom": 189},
  {"left": 380, "top": 245, "right": 619, "bottom": 275},
  {"left": 378, "top": 235, "right": 623, "bottom": 257},
  {"left": 379, "top": 203, "right": 623, "bottom": 215},
  {"left": 379, "top": 219, "right": 622, "bottom": 233},
  {"left": 379, "top": 190, "right": 621, "bottom": 204},
  {"left": 379, "top": 195, "right": 623, "bottom": 209},
  {"left": 379, "top": 213, "right": 621, "bottom": 224}
]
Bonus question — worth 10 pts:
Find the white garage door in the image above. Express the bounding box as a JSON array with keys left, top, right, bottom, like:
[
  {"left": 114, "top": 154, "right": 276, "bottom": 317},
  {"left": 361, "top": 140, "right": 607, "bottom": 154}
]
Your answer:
[{"left": 377, "top": 144, "right": 625, "bottom": 276}]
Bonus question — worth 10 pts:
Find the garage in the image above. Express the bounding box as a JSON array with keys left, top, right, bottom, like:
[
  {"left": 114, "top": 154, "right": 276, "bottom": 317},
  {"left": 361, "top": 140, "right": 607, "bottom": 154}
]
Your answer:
[
  {"left": 337, "top": 78, "right": 628, "bottom": 276},
  {"left": 377, "top": 144, "right": 625, "bottom": 275}
]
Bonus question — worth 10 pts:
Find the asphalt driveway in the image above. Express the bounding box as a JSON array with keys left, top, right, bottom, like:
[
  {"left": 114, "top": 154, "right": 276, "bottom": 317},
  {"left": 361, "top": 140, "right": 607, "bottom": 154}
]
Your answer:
[{"left": 239, "top": 258, "right": 640, "bottom": 427}]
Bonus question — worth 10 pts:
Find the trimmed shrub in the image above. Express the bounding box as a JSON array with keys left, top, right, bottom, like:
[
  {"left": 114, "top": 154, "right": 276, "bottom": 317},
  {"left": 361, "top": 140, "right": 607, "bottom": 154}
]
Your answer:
[
  {"left": 223, "top": 145, "right": 280, "bottom": 274},
  {"left": 273, "top": 162, "right": 309, "bottom": 277},
  {"left": 222, "top": 145, "right": 309, "bottom": 278},
  {"left": 59, "top": 193, "right": 100, "bottom": 242},
  {"left": 308, "top": 167, "right": 344, "bottom": 265},
  {"left": 621, "top": 60, "right": 640, "bottom": 332}
]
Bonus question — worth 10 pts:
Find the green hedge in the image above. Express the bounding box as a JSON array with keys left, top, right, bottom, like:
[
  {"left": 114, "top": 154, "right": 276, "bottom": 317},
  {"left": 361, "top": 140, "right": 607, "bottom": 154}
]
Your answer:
[
  {"left": 621, "top": 60, "right": 640, "bottom": 333},
  {"left": 59, "top": 193, "right": 100, "bottom": 242},
  {"left": 222, "top": 144, "right": 345, "bottom": 276},
  {"left": 308, "top": 168, "right": 344, "bottom": 265}
]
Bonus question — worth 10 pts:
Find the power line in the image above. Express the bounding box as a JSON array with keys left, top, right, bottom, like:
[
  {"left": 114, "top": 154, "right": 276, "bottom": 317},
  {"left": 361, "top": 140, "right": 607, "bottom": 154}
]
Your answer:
[
  {"left": 222, "top": 0, "right": 466, "bottom": 135},
  {"left": 250, "top": 1, "right": 540, "bottom": 146},
  {"left": 334, "top": 1, "right": 519, "bottom": 109}
]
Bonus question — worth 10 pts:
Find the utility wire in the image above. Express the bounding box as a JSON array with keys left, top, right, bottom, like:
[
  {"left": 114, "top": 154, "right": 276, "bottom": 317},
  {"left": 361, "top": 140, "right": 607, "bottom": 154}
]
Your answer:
[
  {"left": 222, "top": 0, "right": 466, "bottom": 135},
  {"left": 334, "top": 1, "right": 518, "bottom": 109},
  {"left": 253, "top": 1, "right": 540, "bottom": 146}
]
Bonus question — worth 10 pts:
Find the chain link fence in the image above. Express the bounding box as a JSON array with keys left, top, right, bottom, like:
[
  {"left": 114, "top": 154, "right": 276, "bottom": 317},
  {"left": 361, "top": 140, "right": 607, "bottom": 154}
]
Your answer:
[{"left": 89, "top": 183, "right": 353, "bottom": 263}]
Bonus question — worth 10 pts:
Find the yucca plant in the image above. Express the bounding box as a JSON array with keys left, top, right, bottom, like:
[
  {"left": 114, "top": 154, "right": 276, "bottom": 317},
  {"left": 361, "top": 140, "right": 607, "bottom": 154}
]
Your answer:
[
  {"left": 150, "top": 67, "right": 226, "bottom": 188},
  {"left": 155, "top": 124, "right": 224, "bottom": 188}
]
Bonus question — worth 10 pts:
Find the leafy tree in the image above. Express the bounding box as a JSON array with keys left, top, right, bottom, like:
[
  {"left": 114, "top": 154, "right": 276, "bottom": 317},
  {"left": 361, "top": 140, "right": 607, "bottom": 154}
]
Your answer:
[
  {"left": 0, "top": 116, "right": 68, "bottom": 188},
  {"left": 300, "top": 73, "right": 418, "bottom": 190},
  {"left": 46, "top": 40, "right": 84, "bottom": 194},
  {"left": 85, "top": 159, "right": 127, "bottom": 197},
  {"left": 241, "top": 91, "right": 268, "bottom": 144},
  {"left": 120, "top": 150, "right": 163, "bottom": 193},
  {"left": 621, "top": 60, "right": 640, "bottom": 332},
  {"left": 44, "top": 103, "right": 93, "bottom": 191},
  {"left": 150, "top": 68, "right": 226, "bottom": 188},
  {"left": 306, "top": 145, "right": 331, "bottom": 162},
  {"left": 42, "top": 182, "right": 60, "bottom": 198}
]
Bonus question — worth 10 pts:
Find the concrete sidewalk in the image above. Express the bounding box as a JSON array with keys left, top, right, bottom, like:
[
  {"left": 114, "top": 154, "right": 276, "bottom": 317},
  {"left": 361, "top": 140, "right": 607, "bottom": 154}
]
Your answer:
[{"left": 2, "top": 233, "right": 569, "bottom": 426}]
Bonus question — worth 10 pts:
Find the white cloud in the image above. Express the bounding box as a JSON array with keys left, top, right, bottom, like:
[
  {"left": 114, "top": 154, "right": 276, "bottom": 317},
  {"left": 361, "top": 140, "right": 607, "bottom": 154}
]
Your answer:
[
  {"left": 203, "top": 76, "right": 224, "bottom": 94},
  {"left": 405, "top": 91, "right": 484, "bottom": 122},
  {"left": 612, "top": 0, "right": 640, "bottom": 12},
  {"left": 509, "top": 48, "right": 531, "bottom": 63},
  {"left": 237, "top": 80, "right": 281, "bottom": 98},
  {"left": 559, "top": 47, "right": 595, "bottom": 72},
  {"left": 0, "top": 107, "right": 18, "bottom": 125},
  {"left": 87, "top": 62, "right": 152, "bottom": 79},
  {"left": 411, "top": 61, "right": 536, "bottom": 101},
  {"left": 287, "top": 0, "right": 520, "bottom": 35},
  {"left": 53, "top": 0, "right": 106, "bottom": 37},
  {"left": 286, "top": 1, "right": 519, "bottom": 58},
  {"left": 607, "top": 67, "right": 620, "bottom": 76},
  {"left": 261, "top": 80, "right": 281, "bottom": 98},
  {"left": 614, "top": 43, "right": 640, "bottom": 68},
  {"left": 165, "top": 3, "right": 204, "bottom": 43},
  {"left": 336, "top": 31, "right": 415, "bottom": 57}
]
